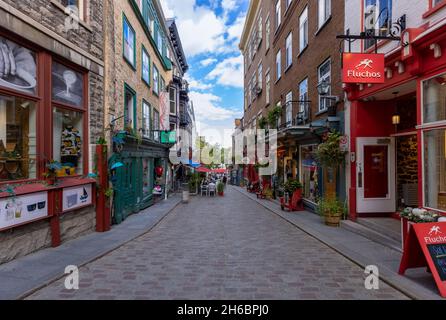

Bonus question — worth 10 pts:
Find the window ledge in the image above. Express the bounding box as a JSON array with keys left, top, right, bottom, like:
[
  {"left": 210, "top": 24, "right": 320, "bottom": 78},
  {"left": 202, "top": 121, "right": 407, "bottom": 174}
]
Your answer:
[
  {"left": 50, "top": 0, "right": 92, "bottom": 33},
  {"left": 275, "top": 77, "right": 282, "bottom": 84},
  {"left": 284, "top": 64, "right": 293, "bottom": 73},
  {"left": 315, "top": 16, "right": 332, "bottom": 36},
  {"left": 298, "top": 45, "right": 308, "bottom": 58},
  {"left": 423, "top": 2, "right": 446, "bottom": 19},
  {"left": 315, "top": 109, "right": 328, "bottom": 116}
]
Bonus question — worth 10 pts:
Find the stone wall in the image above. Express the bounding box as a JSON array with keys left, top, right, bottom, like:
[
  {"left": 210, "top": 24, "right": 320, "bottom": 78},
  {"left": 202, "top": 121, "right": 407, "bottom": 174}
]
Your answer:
[
  {"left": 60, "top": 207, "right": 96, "bottom": 243},
  {"left": 397, "top": 135, "right": 418, "bottom": 206},
  {"left": 0, "top": 207, "right": 95, "bottom": 265}
]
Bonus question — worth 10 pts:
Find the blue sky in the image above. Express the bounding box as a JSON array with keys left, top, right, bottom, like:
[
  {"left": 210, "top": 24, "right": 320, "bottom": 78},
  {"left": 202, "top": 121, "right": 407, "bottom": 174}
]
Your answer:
[{"left": 161, "top": 0, "right": 249, "bottom": 147}]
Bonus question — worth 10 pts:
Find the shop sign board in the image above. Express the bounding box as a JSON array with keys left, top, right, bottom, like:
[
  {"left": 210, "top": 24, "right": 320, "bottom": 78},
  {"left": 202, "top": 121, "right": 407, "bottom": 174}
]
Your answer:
[
  {"left": 0, "top": 192, "right": 48, "bottom": 230},
  {"left": 399, "top": 222, "right": 446, "bottom": 298},
  {"left": 62, "top": 184, "right": 93, "bottom": 212},
  {"left": 343, "top": 53, "right": 385, "bottom": 84},
  {"left": 339, "top": 135, "right": 349, "bottom": 152}
]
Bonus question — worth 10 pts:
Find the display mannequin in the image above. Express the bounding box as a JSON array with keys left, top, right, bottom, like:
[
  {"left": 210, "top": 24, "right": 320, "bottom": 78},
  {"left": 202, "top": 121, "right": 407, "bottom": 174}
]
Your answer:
[{"left": 61, "top": 125, "right": 81, "bottom": 167}]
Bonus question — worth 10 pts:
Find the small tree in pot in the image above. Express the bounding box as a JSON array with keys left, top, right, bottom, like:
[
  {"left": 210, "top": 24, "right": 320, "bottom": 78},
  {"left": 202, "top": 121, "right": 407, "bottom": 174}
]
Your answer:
[{"left": 217, "top": 181, "right": 225, "bottom": 196}]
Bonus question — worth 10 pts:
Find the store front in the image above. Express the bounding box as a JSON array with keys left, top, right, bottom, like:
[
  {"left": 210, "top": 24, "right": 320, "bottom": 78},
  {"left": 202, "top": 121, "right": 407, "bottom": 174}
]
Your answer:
[
  {"left": 346, "top": 26, "right": 446, "bottom": 220},
  {"left": 0, "top": 29, "right": 103, "bottom": 264},
  {"left": 110, "top": 137, "right": 170, "bottom": 225}
]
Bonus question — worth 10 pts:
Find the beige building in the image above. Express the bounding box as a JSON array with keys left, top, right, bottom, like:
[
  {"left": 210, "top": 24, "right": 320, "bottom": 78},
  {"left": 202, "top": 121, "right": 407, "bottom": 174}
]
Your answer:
[{"left": 104, "top": 0, "right": 176, "bottom": 224}]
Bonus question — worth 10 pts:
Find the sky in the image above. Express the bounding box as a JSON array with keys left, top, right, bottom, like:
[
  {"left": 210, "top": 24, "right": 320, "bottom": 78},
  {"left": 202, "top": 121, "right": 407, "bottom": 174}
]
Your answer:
[{"left": 160, "top": 0, "right": 249, "bottom": 148}]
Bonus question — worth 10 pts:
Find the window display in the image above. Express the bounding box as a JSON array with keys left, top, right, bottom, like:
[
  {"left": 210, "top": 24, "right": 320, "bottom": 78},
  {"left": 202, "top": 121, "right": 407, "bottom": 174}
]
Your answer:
[
  {"left": 53, "top": 108, "right": 83, "bottom": 175},
  {"left": 423, "top": 73, "right": 446, "bottom": 124},
  {"left": 0, "top": 95, "right": 36, "bottom": 181},
  {"left": 52, "top": 62, "right": 84, "bottom": 107},
  {"left": 424, "top": 128, "right": 446, "bottom": 211},
  {"left": 0, "top": 36, "right": 37, "bottom": 95},
  {"left": 301, "top": 145, "right": 320, "bottom": 203}
]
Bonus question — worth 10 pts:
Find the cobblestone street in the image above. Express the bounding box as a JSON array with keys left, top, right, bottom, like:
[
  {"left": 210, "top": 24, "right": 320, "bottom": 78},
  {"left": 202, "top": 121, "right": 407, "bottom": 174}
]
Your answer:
[{"left": 27, "top": 187, "right": 409, "bottom": 300}]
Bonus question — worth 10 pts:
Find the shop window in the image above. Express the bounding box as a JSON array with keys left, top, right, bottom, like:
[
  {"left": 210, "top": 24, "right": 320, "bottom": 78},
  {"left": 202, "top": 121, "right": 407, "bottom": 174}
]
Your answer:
[
  {"left": 142, "top": 46, "right": 150, "bottom": 87},
  {"left": 0, "top": 96, "right": 37, "bottom": 182},
  {"left": 0, "top": 36, "right": 37, "bottom": 95},
  {"left": 423, "top": 73, "right": 446, "bottom": 124},
  {"left": 424, "top": 128, "right": 446, "bottom": 211},
  {"left": 301, "top": 145, "right": 320, "bottom": 203},
  {"left": 318, "top": 58, "right": 331, "bottom": 112},
  {"left": 52, "top": 61, "right": 84, "bottom": 108},
  {"left": 123, "top": 15, "right": 136, "bottom": 68},
  {"left": 53, "top": 108, "right": 83, "bottom": 175}
]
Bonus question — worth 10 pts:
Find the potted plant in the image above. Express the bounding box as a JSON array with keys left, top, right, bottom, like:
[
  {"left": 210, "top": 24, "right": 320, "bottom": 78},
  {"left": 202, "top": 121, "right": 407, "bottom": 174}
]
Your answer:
[
  {"left": 217, "top": 182, "right": 225, "bottom": 196},
  {"left": 258, "top": 117, "right": 268, "bottom": 130},
  {"left": 283, "top": 179, "right": 303, "bottom": 197},
  {"left": 399, "top": 207, "right": 441, "bottom": 249},
  {"left": 268, "top": 106, "right": 282, "bottom": 129},
  {"left": 315, "top": 131, "right": 347, "bottom": 169},
  {"left": 318, "top": 198, "right": 345, "bottom": 227},
  {"left": 44, "top": 160, "right": 62, "bottom": 185}
]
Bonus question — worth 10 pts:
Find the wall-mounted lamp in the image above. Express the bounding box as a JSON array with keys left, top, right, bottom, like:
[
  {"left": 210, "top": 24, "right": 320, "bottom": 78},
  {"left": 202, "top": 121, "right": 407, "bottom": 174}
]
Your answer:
[{"left": 392, "top": 114, "right": 401, "bottom": 125}]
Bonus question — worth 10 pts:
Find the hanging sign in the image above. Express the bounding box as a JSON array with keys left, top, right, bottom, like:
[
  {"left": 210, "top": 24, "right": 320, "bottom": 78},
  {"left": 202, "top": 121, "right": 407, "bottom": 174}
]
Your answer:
[
  {"left": 62, "top": 184, "right": 93, "bottom": 212},
  {"left": 399, "top": 222, "right": 446, "bottom": 298},
  {"left": 0, "top": 192, "right": 49, "bottom": 230},
  {"left": 343, "top": 53, "right": 385, "bottom": 84}
]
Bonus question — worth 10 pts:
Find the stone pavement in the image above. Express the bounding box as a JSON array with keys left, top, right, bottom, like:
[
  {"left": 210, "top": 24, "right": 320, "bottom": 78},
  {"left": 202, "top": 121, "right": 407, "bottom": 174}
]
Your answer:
[
  {"left": 0, "top": 194, "right": 182, "bottom": 300},
  {"left": 234, "top": 186, "right": 442, "bottom": 300},
  {"left": 27, "top": 187, "right": 408, "bottom": 300}
]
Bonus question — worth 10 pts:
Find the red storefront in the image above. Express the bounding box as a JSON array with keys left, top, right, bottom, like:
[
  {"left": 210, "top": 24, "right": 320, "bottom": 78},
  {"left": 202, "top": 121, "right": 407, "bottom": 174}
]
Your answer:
[{"left": 346, "top": 22, "right": 446, "bottom": 220}]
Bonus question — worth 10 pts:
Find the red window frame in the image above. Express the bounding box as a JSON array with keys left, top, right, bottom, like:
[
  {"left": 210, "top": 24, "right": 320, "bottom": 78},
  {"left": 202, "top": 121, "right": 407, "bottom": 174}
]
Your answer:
[
  {"left": 423, "top": 0, "right": 446, "bottom": 18},
  {"left": 0, "top": 29, "right": 89, "bottom": 186}
]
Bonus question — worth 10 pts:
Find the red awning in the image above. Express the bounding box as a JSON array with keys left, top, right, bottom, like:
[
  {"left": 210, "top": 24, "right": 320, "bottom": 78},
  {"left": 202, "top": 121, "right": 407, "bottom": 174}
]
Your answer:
[
  {"left": 195, "top": 166, "right": 212, "bottom": 173},
  {"left": 212, "top": 169, "right": 227, "bottom": 174}
]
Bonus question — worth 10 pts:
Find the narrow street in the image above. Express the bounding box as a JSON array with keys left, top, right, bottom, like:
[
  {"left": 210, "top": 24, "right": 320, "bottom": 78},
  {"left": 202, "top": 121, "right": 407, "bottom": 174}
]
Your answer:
[{"left": 27, "top": 187, "right": 408, "bottom": 300}]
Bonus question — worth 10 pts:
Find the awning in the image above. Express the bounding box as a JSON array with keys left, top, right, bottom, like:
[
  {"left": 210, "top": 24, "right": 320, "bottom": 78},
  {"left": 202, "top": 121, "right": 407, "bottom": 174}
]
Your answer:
[
  {"left": 195, "top": 166, "right": 212, "bottom": 173},
  {"left": 212, "top": 169, "right": 227, "bottom": 174}
]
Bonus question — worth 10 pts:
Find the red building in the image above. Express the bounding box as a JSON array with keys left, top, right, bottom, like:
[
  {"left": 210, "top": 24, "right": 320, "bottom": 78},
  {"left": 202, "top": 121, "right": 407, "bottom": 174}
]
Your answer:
[{"left": 344, "top": 0, "right": 446, "bottom": 219}]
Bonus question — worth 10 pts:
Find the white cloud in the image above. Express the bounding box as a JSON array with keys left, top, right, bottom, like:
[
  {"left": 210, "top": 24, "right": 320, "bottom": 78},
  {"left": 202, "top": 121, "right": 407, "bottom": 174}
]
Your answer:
[
  {"left": 189, "top": 91, "right": 239, "bottom": 122},
  {"left": 206, "top": 55, "right": 244, "bottom": 88},
  {"left": 185, "top": 74, "right": 213, "bottom": 91},
  {"left": 200, "top": 58, "right": 218, "bottom": 67}
]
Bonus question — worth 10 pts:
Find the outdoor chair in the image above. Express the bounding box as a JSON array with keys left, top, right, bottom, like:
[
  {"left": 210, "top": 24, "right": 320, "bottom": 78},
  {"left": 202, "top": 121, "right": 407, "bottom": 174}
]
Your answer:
[
  {"left": 201, "top": 184, "right": 208, "bottom": 196},
  {"left": 208, "top": 184, "right": 216, "bottom": 197}
]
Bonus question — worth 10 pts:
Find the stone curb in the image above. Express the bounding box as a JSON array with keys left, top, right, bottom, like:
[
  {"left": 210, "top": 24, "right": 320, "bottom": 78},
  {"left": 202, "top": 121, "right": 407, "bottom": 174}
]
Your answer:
[{"left": 0, "top": 195, "right": 182, "bottom": 300}]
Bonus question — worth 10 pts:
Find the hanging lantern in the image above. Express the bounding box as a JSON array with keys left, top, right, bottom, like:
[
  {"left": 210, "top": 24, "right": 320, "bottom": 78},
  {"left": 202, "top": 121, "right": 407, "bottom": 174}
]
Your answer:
[{"left": 155, "top": 166, "right": 164, "bottom": 177}]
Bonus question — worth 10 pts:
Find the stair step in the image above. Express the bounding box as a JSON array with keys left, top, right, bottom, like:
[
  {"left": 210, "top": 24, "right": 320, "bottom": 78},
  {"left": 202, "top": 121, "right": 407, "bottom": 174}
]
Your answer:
[
  {"left": 341, "top": 220, "right": 402, "bottom": 253},
  {"left": 357, "top": 218, "right": 402, "bottom": 243}
]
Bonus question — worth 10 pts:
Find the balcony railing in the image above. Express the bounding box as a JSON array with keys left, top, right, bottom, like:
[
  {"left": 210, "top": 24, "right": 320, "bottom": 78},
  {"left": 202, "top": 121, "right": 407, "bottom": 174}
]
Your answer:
[{"left": 278, "top": 101, "right": 311, "bottom": 130}]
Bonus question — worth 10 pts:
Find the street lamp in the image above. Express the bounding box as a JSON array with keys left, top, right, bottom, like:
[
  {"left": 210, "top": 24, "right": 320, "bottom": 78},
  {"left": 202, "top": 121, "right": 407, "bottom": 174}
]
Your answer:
[{"left": 317, "top": 79, "right": 331, "bottom": 96}]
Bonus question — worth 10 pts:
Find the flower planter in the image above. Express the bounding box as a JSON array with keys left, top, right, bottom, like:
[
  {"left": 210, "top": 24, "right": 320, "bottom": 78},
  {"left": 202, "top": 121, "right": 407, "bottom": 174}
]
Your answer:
[
  {"left": 218, "top": 192, "right": 224, "bottom": 197},
  {"left": 324, "top": 211, "right": 342, "bottom": 227}
]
